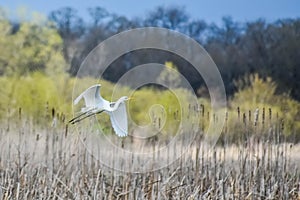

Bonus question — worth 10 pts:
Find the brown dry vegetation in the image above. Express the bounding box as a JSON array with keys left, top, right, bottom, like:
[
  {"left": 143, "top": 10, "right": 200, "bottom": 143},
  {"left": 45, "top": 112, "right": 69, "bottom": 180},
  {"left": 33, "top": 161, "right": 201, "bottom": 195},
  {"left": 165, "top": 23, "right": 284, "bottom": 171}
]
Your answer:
[{"left": 0, "top": 107, "right": 299, "bottom": 200}]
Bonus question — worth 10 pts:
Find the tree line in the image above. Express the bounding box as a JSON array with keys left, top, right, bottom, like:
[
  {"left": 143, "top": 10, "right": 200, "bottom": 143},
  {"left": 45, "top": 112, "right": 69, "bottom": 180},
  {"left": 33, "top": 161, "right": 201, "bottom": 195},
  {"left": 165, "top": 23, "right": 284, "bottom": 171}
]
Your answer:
[{"left": 1, "top": 6, "right": 300, "bottom": 101}]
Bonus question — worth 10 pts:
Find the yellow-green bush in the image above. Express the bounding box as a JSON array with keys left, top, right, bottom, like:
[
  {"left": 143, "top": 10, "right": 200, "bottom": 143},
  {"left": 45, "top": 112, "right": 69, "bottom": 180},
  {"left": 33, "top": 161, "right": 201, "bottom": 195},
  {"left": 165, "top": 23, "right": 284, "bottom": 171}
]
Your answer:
[
  {"left": 0, "top": 73, "right": 69, "bottom": 121},
  {"left": 0, "top": 72, "right": 299, "bottom": 141},
  {"left": 128, "top": 87, "right": 183, "bottom": 135},
  {"left": 229, "top": 74, "right": 300, "bottom": 139}
]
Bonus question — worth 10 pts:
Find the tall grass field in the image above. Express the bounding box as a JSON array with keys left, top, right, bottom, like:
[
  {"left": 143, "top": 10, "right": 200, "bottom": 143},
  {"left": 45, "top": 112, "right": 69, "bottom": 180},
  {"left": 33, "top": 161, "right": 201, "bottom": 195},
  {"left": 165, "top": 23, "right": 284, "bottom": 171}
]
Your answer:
[{"left": 0, "top": 102, "right": 299, "bottom": 199}]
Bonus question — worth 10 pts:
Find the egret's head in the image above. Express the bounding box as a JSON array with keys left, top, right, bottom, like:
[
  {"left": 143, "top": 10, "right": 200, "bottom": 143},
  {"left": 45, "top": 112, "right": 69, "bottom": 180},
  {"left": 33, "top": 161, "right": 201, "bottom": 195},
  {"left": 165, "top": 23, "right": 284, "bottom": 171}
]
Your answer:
[{"left": 120, "top": 96, "right": 134, "bottom": 102}]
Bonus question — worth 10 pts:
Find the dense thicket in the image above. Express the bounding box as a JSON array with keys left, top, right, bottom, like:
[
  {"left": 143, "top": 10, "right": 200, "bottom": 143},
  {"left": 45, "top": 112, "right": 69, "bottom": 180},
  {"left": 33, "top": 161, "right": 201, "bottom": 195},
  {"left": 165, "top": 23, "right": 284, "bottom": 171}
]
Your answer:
[
  {"left": 1, "top": 6, "right": 299, "bottom": 100},
  {"left": 46, "top": 6, "right": 300, "bottom": 100}
]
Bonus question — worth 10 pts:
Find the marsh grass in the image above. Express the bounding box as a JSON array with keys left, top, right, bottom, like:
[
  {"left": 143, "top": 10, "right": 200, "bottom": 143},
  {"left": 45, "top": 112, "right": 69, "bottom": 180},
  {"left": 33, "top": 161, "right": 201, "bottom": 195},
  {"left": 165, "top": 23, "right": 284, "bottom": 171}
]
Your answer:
[{"left": 0, "top": 106, "right": 299, "bottom": 199}]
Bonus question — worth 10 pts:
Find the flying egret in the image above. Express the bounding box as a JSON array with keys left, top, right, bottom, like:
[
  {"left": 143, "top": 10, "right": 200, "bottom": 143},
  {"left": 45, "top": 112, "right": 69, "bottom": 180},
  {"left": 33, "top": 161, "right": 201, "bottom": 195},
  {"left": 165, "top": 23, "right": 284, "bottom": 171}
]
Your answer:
[{"left": 69, "top": 84, "right": 130, "bottom": 137}]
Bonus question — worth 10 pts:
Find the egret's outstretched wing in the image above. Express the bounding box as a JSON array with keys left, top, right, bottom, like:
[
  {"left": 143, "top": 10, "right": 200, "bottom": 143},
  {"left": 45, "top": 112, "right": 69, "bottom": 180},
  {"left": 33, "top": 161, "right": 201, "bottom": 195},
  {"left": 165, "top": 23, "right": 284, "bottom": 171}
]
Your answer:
[
  {"left": 74, "top": 84, "right": 102, "bottom": 107},
  {"left": 110, "top": 102, "right": 128, "bottom": 137}
]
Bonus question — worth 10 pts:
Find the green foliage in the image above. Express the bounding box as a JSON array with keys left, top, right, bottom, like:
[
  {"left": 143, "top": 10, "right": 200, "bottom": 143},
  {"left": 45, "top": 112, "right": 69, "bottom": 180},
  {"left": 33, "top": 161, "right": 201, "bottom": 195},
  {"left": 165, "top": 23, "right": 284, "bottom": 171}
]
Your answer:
[
  {"left": 0, "top": 72, "right": 299, "bottom": 141},
  {"left": 0, "top": 18, "right": 66, "bottom": 76},
  {"left": 157, "top": 61, "right": 181, "bottom": 88},
  {"left": 129, "top": 87, "right": 182, "bottom": 135},
  {"left": 0, "top": 73, "right": 70, "bottom": 122},
  {"left": 233, "top": 74, "right": 277, "bottom": 106},
  {"left": 0, "top": 18, "right": 12, "bottom": 74},
  {"left": 229, "top": 74, "right": 300, "bottom": 139}
]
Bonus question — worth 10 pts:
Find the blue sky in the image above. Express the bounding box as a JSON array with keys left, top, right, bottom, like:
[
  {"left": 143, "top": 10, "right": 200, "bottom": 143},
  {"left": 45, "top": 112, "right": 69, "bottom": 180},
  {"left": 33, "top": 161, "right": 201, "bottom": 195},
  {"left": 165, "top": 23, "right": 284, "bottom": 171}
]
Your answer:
[{"left": 1, "top": 0, "right": 299, "bottom": 25}]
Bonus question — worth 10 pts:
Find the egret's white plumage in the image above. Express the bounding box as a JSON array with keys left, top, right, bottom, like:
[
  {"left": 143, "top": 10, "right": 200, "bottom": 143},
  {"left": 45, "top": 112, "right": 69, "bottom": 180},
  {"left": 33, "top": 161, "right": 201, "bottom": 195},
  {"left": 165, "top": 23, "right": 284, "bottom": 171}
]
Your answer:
[{"left": 70, "top": 84, "right": 129, "bottom": 137}]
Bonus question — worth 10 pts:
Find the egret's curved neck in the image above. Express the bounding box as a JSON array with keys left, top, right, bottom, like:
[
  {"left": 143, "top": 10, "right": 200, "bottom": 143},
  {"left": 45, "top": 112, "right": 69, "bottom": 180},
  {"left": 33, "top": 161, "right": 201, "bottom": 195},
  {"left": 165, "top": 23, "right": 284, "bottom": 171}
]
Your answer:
[{"left": 110, "top": 97, "right": 126, "bottom": 111}]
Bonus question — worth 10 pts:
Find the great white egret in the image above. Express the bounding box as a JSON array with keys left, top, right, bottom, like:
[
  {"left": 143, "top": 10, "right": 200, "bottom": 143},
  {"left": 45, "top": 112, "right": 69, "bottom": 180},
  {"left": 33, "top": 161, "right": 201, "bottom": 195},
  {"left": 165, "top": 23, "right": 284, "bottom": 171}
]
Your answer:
[{"left": 69, "top": 84, "right": 130, "bottom": 137}]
